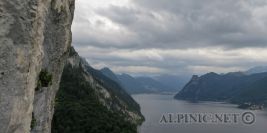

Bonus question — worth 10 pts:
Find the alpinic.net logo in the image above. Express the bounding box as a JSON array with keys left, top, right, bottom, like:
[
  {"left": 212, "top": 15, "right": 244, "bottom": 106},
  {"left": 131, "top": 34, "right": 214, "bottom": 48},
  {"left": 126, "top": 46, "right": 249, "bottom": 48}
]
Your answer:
[{"left": 159, "top": 112, "right": 255, "bottom": 125}]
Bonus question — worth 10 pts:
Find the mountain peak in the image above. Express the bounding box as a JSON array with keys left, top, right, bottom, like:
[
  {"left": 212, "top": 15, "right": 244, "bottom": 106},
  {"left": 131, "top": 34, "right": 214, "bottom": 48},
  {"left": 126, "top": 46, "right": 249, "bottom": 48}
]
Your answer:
[
  {"left": 246, "top": 66, "right": 267, "bottom": 75},
  {"left": 201, "top": 72, "right": 220, "bottom": 79},
  {"left": 100, "top": 67, "right": 120, "bottom": 83},
  {"left": 101, "top": 67, "right": 111, "bottom": 71},
  {"left": 100, "top": 67, "right": 113, "bottom": 73},
  {"left": 206, "top": 72, "right": 218, "bottom": 76}
]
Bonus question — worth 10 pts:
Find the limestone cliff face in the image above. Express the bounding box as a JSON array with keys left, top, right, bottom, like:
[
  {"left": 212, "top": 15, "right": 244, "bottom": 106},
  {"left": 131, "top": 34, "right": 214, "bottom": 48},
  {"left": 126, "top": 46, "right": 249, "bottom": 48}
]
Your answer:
[{"left": 0, "top": 0, "right": 75, "bottom": 133}]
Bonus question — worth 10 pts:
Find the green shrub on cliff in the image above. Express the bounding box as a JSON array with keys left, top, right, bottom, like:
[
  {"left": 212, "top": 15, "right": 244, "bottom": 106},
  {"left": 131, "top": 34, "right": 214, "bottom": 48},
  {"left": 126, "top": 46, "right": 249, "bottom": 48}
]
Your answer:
[{"left": 36, "top": 69, "right": 53, "bottom": 91}]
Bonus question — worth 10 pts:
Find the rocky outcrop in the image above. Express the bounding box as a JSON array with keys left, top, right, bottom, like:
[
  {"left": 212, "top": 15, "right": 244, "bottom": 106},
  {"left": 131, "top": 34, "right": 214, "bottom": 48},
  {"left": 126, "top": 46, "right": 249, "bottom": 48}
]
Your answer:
[{"left": 0, "top": 0, "right": 75, "bottom": 133}]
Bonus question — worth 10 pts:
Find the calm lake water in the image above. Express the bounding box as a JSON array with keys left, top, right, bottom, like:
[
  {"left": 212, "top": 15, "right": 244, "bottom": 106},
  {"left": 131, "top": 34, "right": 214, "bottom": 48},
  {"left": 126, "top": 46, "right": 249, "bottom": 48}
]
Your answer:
[{"left": 133, "top": 94, "right": 267, "bottom": 133}]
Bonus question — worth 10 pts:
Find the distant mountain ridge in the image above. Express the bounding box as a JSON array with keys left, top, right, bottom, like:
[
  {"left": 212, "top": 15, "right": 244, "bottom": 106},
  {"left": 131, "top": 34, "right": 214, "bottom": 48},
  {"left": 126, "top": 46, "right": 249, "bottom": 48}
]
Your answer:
[
  {"left": 153, "top": 74, "right": 190, "bottom": 92},
  {"left": 245, "top": 66, "right": 267, "bottom": 75},
  {"left": 100, "top": 68, "right": 150, "bottom": 94},
  {"left": 174, "top": 70, "right": 267, "bottom": 109},
  {"left": 100, "top": 67, "right": 121, "bottom": 83},
  {"left": 116, "top": 74, "right": 155, "bottom": 94},
  {"left": 135, "top": 76, "right": 171, "bottom": 93},
  {"left": 100, "top": 68, "right": 186, "bottom": 94}
]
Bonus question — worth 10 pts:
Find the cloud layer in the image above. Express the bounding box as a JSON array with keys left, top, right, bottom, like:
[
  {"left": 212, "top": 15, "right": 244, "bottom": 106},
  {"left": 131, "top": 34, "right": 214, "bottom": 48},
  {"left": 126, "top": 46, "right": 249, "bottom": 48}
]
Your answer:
[{"left": 72, "top": 0, "right": 267, "bottom": 76}]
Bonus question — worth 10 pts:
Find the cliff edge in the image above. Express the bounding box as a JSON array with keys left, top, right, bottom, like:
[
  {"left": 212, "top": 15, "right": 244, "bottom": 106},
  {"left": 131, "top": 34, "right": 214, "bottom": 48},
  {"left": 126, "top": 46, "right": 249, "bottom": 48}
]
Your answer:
[{"left": 0, "top": 0, "right": 75, "bottom": 133}]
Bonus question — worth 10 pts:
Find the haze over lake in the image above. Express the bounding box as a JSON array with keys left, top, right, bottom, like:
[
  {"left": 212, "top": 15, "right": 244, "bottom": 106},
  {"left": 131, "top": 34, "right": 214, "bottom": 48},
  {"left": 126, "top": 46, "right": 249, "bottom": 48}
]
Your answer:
[{"left": 133, "top": 94, "right": 267, "bottom": 133}]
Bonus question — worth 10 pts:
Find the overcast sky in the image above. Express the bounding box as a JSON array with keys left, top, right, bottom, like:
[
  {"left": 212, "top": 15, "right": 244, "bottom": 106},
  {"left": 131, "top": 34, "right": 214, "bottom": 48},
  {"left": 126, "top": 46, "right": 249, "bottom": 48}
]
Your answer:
[{"left": 72, "top": 0, "right": 267, "bottom": 76}]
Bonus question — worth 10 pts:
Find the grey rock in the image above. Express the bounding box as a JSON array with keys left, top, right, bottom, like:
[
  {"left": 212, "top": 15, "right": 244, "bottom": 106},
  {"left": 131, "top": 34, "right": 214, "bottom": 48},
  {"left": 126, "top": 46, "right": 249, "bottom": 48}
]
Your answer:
[{"left": 0, "top": 0, "right": 75, "bottom": 133}]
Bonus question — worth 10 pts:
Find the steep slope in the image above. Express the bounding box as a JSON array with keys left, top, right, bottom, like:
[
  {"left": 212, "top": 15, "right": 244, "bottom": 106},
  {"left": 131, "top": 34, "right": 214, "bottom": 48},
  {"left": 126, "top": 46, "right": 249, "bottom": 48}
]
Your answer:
[
  {"left": 232, "top": 77, "right": 267, "bottom": 105},
  {"left": 52, "top": 48, "right": 144, "bottom": 133},
  {"left": 100, "top": 67, "right": 121, "bottom": 84},
  {"left": 175, "top": 72, "right": 267, "bottom": 102},
  {"left": 0, "top": 0, "right": 75, "bottom": 133}
]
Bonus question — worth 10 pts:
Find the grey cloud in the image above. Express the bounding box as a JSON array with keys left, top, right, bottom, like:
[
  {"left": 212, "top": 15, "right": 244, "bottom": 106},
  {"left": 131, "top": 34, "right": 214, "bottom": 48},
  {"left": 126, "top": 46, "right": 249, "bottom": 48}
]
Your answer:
[
  {"left": 72, "top": 0, "right": 267, "bottom": 76},
  {"left": 75, "top": 45, "right": 267, "bottom": 76},
  {"left": 92, "top": 0, "right": 267, "bottom": 49},
  {"left": 97, "top": 6, "right": 139, "bottom": 25}
]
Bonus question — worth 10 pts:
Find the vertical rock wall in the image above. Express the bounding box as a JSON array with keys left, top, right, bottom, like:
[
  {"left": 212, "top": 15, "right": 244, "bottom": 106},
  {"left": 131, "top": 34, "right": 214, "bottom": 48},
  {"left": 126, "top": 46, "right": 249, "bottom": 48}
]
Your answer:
[{"left": 0, "top": 0, "right": 75, "bottom": 133}]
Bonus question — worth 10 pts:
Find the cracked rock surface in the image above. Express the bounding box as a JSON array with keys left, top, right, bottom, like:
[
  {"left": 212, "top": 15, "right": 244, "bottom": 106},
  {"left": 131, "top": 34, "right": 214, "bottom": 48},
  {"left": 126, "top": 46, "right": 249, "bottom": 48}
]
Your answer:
[{"left": 0, "top": 0, "right": 75, "bottom": 133}]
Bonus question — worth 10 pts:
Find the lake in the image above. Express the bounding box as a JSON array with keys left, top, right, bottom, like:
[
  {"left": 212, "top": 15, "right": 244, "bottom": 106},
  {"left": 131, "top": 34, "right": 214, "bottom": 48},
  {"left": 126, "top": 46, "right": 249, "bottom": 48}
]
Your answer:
[{"left": 133, "top": 94, "right": 267, "bottom": 133}]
